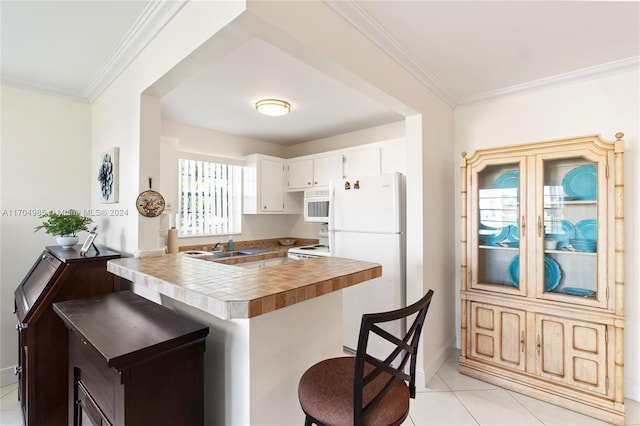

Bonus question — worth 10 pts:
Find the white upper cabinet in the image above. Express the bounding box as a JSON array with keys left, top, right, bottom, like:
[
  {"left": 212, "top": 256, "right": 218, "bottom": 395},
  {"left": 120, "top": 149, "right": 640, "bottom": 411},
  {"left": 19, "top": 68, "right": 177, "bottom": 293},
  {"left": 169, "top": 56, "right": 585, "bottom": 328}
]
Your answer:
[
  {"left": 259, "top": 157, "right": 285, "bottom": 212},
  {"left": 287, "top": 155, "right": 343, "bottom": 191},
  {"left": 287, "top": 144, "right": 384, "bottom": 192},
  {"left": 287, "top": 159, "right": 314, "bottom": 190},
  {"left": 312, "top": 155, "right": 343, "bottom": 187},
  {"left": 244, "top": 154, "right": 299, "bottom": 214},
  {"left": 342, "top": 146, "right": 380, "bottom": 179}
]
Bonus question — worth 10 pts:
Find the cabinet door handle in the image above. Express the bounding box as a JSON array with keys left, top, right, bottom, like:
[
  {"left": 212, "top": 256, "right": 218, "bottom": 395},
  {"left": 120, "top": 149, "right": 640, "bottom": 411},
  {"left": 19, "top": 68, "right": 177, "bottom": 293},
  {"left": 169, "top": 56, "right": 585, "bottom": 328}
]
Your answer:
[
  {"left": 521, "top": 216, "right": 526, "bottom": 236},
  {"left": 537, "top": 335, "right": 541, "bottom": 356},
  {"left": 537, "top": 215, "right": 542, "bottom": 237},
  {"left": 13, "top": 366, "right": 22, "bottom": 375},
  {"left": 520, "top": 331, "right": 525, "bottom": 352}
]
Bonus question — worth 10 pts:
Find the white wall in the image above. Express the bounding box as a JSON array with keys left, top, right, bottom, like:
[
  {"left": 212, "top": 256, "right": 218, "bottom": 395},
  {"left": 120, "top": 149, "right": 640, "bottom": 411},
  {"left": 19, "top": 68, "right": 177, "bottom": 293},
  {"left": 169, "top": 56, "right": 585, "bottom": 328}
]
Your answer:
[
  {"left": 287, "top": 120, "right": 405, "bottom": 157},
  {"left": 0, "top": 86, "right": 91, "bottom": 384},
  {"left": 91, "top": 1, "right": 246, "bottom": 257},
  {"left": 163, "top": 119, "right": 288, "bottom": 159},
  {"left": 453, "top": 68, "right": 640, "bottom": 401}
]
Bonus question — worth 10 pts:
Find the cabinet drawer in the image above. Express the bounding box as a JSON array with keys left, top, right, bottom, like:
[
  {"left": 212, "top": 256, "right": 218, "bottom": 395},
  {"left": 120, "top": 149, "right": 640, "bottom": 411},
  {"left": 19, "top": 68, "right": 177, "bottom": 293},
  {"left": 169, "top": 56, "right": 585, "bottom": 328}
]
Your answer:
[
  {"left": 70, "top": 332, "right": 119, "bottom": 422},
  {"left": 76, "top": 381, "right": 112, "bottom": 426}
]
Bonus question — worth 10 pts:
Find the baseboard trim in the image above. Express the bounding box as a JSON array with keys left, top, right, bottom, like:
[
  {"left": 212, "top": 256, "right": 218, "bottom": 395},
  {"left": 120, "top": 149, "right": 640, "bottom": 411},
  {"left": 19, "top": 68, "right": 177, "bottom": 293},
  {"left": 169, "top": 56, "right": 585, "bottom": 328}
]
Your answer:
[
  {"left": 1, "top": 366, "right": 18, "bottom": 388},
  {"left": 625, "top": 379, "right": 640, "bottom": 402},
  {"left": 415, "top": 337, "right": 456, "bottom": 389}
]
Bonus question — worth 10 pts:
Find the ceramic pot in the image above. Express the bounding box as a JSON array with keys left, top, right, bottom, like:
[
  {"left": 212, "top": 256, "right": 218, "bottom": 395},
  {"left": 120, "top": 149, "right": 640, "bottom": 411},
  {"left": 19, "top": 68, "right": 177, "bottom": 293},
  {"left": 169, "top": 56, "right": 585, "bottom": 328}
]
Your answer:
[{"left": 56, "top": 236, "right": 79, "bottom": 248}]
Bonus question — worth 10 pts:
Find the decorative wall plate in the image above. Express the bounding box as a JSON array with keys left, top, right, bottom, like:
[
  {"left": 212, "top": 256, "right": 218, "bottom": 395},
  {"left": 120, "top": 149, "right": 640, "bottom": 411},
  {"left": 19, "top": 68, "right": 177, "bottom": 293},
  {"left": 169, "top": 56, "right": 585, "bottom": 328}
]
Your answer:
[{"left": 136, "top": 178, "right": 165, "bottom": 217}]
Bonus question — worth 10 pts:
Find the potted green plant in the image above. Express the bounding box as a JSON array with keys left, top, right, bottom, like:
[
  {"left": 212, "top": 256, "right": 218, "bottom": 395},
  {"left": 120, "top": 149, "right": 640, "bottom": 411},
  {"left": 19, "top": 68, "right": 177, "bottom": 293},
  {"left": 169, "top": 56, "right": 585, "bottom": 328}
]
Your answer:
[{"left": 35, "top": 210, "right": 92, "bottom": 248}]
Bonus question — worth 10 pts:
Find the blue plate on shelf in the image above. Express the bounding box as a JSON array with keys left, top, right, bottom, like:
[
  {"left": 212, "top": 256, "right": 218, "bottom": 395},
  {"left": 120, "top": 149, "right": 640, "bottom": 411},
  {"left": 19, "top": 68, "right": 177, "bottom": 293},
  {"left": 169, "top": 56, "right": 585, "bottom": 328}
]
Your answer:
[
  {"left": 544, "top": 220, "right": 575, "bottom": 248},
  {"left": 479, "top": 226, "right": 509, "bottom": 245},
  {"left": 543, "top": 256, "right": 562, "bottom": 292},
  {"left": 508, "top": 255, "right": 520, "bottom": 287},
  {"left": 506, "top": 224, "right": 520, "bottom": 242},
  {"left": 563, "top": 287, "right": 596, "bottom": 297},
  {"left": 562, "top": 165, "right": 597, "bottom": 200},
  {"left": 508, "top": 255, "right": 561, "bottom": 291},
  {"left": 493, "top": 170, "right": 519, "bottom": 189},
  {"left": 575, "top": 219, "right": 597, "bottom": 241}
]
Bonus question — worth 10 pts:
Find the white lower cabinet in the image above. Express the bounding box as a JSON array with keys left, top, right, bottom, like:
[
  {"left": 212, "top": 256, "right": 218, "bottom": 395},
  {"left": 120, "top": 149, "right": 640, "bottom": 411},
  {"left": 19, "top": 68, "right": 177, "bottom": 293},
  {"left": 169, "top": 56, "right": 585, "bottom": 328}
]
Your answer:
[{"left": 237, "top": 257, "right": 288, "bottom": 269}]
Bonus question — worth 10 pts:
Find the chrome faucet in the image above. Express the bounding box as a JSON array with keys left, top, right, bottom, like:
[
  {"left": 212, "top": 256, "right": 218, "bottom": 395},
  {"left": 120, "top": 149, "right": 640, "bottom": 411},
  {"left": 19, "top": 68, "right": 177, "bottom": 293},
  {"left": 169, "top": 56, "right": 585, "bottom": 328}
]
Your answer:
[{"left": 213, "top": 242, "right": 224, "bottom": 252}]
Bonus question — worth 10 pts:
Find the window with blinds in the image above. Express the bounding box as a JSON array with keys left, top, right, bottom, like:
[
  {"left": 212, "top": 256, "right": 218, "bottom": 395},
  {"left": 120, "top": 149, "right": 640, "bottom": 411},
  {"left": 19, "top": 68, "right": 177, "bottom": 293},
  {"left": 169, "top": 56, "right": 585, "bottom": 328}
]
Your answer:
[{"left": 179, "top": 158, "right": 242, "bottom": 236}]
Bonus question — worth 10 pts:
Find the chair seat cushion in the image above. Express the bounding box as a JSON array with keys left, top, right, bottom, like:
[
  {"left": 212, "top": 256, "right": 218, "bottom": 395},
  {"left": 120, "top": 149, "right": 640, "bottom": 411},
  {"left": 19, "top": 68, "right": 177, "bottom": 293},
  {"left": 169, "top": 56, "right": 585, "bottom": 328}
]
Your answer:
[{"left": 298, "top": 356, "right": 409, "bottom": 426}]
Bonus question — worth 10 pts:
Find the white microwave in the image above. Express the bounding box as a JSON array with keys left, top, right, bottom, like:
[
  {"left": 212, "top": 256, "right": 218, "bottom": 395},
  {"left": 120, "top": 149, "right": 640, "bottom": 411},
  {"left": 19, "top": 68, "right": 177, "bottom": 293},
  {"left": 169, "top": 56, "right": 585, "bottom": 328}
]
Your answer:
[{"left": 303, "top": 188, "right": 330, "bottom": 222}]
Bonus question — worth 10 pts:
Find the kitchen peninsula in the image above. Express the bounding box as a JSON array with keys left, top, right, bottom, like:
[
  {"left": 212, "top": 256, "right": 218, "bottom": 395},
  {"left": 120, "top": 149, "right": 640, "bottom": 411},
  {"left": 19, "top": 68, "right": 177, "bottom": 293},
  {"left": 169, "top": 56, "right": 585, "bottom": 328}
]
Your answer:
[{"left": 107, "top": 253, "right": 381, "bottom": 425}]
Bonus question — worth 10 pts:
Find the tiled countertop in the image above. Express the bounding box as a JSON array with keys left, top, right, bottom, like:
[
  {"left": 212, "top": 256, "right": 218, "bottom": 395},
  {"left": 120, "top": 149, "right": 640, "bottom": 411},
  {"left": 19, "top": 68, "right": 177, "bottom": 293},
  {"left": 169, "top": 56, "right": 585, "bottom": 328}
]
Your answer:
[{"left": 107, "top": 254, "right": 381, "bottom": 320}]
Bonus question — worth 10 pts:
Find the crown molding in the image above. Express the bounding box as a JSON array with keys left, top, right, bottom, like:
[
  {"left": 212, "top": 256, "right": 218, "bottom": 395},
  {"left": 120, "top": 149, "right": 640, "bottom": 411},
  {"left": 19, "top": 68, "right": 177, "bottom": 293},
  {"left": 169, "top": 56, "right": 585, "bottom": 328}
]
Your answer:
[
  {"left": 0, "top": 76, "right": 89, "bottom": 102},
  {"left": 326, "top": 0, "right": 459, "bottom": 108},
  {"left": 82, "top": 0, "right": 186, "bottom": 102},
  {"left": 458, "top": 56, "right": 640, "bottom": 107},
  {"left": 327, "top": 1, "right": 639, "bottom": 110}
]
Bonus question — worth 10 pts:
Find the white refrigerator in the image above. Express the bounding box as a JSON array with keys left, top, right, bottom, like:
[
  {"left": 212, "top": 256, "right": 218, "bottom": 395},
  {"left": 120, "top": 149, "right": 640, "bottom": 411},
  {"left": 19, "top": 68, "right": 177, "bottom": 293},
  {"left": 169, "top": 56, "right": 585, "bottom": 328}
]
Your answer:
[{"left": 329, "top": 172, "right": 405, "bottom": 358}]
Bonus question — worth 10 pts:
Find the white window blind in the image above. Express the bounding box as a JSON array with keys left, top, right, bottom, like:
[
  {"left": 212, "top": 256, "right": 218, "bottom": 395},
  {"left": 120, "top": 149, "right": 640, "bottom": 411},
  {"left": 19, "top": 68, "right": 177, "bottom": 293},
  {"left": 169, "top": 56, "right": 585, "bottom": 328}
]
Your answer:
[{"left": 179, "top": 158, "right": 242, "bottom": 236}]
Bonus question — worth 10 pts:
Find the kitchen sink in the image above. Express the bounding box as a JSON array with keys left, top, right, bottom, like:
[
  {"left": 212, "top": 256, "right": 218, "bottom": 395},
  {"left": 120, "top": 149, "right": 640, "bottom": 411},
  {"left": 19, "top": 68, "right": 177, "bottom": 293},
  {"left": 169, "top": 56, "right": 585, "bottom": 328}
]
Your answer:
[
  {"left": 184, "top": 248, "right": 277, "bottom": 259},
  {"left": 181, "top": 250, "right": 210, "bottom": 258},
  {"left": 211, "top": 250, "right": 262, "bottom": 258},
  {"left": 212, "top": 251, "right": 243, "bottom": 259}
]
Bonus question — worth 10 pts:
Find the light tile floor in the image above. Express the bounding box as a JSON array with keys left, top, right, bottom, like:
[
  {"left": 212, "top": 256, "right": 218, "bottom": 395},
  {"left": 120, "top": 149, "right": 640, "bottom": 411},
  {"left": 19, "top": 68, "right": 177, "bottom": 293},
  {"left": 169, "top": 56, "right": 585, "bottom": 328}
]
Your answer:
[
  {"left": 1, "top": 351, "right": 637, "bottom": 425},
  {"left": 404, "top": 351, "right": 639, "bottom": 426}
]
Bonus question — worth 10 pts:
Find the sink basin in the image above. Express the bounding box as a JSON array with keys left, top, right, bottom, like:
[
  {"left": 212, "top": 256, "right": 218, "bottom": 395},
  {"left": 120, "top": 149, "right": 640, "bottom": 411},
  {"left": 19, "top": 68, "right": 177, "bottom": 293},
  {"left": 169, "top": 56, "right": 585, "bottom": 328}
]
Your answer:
[
  {"left": 236, "top": 247, "right": 274, "bottom": 255},
  {"left": 211, "top": 248, "right": 276, "bottom": 259},
  {"left": 181, "top": 250, "right": 210, "bottom": 258},
  {"left": 212, "top": 251, "right": 245, "bottom": 259}
]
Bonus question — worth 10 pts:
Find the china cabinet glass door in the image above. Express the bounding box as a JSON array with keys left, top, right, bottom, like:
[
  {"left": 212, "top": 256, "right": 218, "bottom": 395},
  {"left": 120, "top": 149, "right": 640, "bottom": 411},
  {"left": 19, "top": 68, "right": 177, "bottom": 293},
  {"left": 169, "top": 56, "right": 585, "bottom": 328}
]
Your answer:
[
  {"left": 473, "top": 161, "right": 525, "bottom": 295},
  {"left": 538, "top": 155, "right": 605, "bottom": 307}
]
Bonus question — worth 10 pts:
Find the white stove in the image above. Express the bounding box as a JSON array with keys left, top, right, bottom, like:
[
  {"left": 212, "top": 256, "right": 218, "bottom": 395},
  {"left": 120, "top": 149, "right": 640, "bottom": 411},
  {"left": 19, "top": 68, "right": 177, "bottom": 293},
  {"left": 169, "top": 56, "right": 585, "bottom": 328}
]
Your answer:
[{"left": 287, "top": 244, "right": 331, "bottom": 259}]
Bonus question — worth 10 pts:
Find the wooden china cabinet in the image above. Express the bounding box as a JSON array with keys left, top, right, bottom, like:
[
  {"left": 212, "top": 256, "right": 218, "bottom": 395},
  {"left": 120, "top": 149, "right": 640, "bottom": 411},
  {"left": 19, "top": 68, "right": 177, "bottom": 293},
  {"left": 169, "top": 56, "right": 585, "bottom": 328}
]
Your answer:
[{"left": 459, "top": 133, "right": 625, "bottom": 424}]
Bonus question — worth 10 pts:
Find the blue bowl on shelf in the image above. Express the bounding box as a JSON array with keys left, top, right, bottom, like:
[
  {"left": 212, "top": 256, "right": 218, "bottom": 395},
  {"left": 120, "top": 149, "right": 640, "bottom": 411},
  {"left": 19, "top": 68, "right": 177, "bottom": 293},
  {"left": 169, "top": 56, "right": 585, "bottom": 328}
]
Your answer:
[{"left": 570, "top": 238, "right": 597, "bottom": 252}]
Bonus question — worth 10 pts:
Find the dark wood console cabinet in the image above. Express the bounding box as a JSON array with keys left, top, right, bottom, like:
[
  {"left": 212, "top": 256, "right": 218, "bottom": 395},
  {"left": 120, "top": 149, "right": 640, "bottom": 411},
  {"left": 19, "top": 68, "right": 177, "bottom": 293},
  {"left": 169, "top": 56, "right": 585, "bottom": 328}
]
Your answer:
[
  {"left": 14, "top": 245, "right": 120, "bottom": 425},
  {"left": 53, "top": 291, "right": 209, "bottom": 426}
]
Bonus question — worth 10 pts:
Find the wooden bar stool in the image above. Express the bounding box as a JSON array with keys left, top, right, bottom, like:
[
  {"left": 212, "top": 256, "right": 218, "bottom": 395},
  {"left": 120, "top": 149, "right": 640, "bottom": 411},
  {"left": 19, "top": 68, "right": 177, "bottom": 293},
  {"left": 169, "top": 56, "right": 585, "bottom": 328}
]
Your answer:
[{"left": 298, "top": 290, "right": 435, "bottom": 426}]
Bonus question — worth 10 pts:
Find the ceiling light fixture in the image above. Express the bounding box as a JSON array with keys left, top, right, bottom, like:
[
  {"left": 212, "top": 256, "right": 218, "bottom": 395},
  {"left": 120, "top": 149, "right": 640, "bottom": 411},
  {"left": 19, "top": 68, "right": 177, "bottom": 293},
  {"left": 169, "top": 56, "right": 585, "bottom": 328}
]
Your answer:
[{"left": 255, "top": 99, "right": 291, "bottom": 116}]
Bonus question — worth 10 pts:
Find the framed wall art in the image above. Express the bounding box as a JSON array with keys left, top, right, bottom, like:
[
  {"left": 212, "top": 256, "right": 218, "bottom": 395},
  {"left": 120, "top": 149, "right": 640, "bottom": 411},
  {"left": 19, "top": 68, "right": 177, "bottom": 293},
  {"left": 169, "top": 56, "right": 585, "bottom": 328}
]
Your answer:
[{"left": 97, "top": 147, "right": 119, "bottom": 203}]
